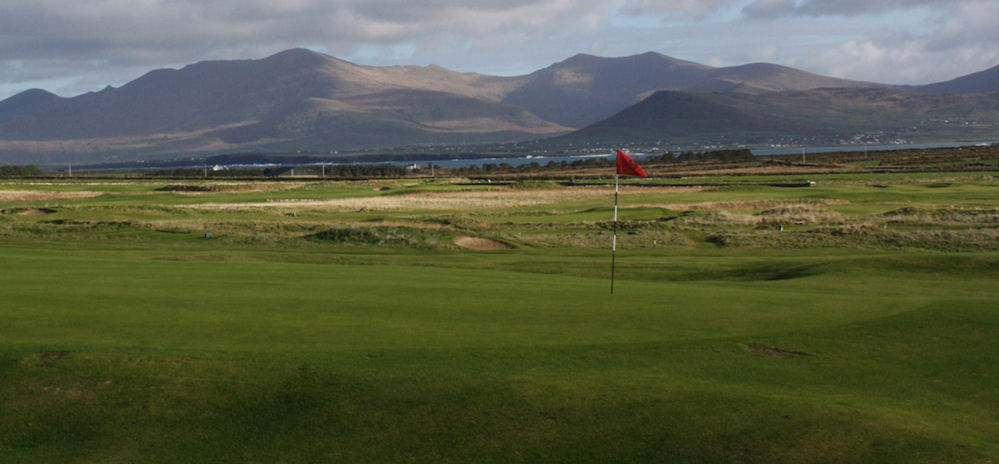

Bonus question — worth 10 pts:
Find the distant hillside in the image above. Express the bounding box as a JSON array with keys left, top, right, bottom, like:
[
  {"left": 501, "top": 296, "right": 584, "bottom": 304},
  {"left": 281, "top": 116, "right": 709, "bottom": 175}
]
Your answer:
[
  {"left": 559, "top": 88, "right": 999, "bottom": 148},
  {"left": 500, "top": 53, "right": 711, "bottom": 128},
  {"left": 501, "top": 53, "right": 878, "bottom": 127},
  {"left": 916, "top": 66, "right": 999, "bottom": 94},
  {"left": 699, "top": 63, "right": 880, "bottom": 93},
  {"left": 0, "top": 49, "right": 563, "bottom": 163}
]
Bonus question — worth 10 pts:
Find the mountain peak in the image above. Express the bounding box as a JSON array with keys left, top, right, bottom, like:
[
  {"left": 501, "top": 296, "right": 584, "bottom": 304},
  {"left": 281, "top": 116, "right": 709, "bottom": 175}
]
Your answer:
[
  {"left": 557, "top": 51, "right": 690, "bottom": 68},
  {"left": 633, "top": 51, "right": 670, "bottom": 60},
  {"left": 7, "top": 88, "right": 60, "bottom": 101},
  {"left": 0, "top": 88, "right": 63, "bottom": 123},
  {"left": 262, "top": 48, "right": 333, "bottom": 67},
  {"left": 557, "top": 53, "right": 601, "bottom": 67}
]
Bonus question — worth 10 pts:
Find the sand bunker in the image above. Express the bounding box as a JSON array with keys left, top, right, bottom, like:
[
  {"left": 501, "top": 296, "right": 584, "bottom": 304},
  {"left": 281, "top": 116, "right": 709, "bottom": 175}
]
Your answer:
[
  {"left": 0, "top": 190, "right": 100, "bottom": 201},
  {"left": 454, "top": 236, "right": 514, "bottom": 250},
  {"left": 191, "top": 189, "right": 596, "bottom": 211},
  {"left": 187, "top": 186, "right": 703, "bottom": 212}
]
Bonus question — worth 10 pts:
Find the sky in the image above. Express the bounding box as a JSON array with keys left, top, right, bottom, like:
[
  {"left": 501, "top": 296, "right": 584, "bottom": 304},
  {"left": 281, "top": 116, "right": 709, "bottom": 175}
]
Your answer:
[{"left": 1, "top": 0, "right": 997, "bottom": 100}]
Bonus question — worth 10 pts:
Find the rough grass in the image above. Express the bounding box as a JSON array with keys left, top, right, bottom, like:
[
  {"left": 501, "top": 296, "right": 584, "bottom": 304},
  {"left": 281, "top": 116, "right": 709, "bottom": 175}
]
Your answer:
[
  {"left": 636, "top": 198, "right": 850, "bottom": 211},
  {"left": 309, "top": 225, "right": 453, "bottom": 248},
  {"left": 3, "top": 177, "right": 997, "bottom": 252},
  {"left": 157, "top": 181, "right": 309, "bottom": 193},
  {"left": 707, "top": 226, "right": 999, "bottom": 251}
]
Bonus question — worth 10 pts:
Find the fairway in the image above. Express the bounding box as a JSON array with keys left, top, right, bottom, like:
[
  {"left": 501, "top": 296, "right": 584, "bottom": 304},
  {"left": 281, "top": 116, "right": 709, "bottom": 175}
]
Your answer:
[{"left": 2, "top": 170, "right": 998, "bottom": 462}]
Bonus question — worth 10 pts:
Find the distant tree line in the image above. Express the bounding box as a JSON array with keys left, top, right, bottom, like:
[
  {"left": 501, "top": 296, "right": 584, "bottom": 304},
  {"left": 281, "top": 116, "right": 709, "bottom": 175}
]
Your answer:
[
  {"left": 453, "top": 157, "right": 614, "bottom": 175},
  {"left": 659, "top": 149, "right": 755, "bottom": 163},
  {"left": 140, "top": 163, "right": 409, "bottom": 178},
  {"left": 306, "top": 164, "right": 407, "bottom": 178},
  {"left": 0, "top": 165, "right": 44, "bottom": 177}
]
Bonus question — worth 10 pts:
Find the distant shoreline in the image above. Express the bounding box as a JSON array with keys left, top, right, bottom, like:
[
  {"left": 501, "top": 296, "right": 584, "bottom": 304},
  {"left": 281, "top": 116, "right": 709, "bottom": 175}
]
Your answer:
[{"left": 52, "top": 140, "right": 997, "bottom": 172}]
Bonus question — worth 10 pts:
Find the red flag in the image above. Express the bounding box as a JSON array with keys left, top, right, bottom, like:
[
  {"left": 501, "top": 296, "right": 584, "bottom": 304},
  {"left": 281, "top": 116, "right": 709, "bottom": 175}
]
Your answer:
[{"left": 616, "top": 150, "right": 648, "bottom": 177}]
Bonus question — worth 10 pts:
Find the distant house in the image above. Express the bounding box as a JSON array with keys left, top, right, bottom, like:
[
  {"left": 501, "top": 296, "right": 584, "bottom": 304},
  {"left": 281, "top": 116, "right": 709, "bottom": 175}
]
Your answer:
[{"left": 271, "top": 166, "right": 324, "bottom": 178}]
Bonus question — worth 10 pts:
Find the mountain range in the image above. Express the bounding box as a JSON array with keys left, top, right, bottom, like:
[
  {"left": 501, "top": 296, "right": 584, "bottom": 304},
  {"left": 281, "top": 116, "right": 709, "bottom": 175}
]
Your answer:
[
  {"left": 0, "top": 48, "right": 996, "bottom": 164},
  {"left": 560, "top": 87, "right": 998, "bottom": 148}
]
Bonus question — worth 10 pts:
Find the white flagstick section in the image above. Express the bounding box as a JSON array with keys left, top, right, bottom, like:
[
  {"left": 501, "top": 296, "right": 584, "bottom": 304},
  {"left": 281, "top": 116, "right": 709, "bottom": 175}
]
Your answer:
[
  {"left": 614, "top": 174, "right": 619, "bottom": 222},
  {"left": 611, "top": 173, "right": 619, "bottom": 294}
]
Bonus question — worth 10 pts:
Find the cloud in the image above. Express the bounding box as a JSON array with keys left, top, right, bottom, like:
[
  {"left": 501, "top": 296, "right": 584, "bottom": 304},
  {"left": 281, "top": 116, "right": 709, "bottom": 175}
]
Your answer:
[
  {"left": 0, "top": 0, "right": 618, "bottom": 63},
  {"left": 0, "top": 0, "right": 625, "bottom": 95},
  {"left": 804, "top": 27, "right": 998, "bottom": 84},
  {"left": 924, "top": 1, "right": 999, "bottom": 52},
  {"left": 0, "top": 0, "right": 996, "bottom": 98},
  {"left": 618, "top": 0, "right": 740, "bottom": 20},
  {"left": 741, "top": 0, "right": 796, "bottom": 19},
  {"left": 737, "top": 0, "right": 999, "bottom": 84},
  {"left": 741, "top": 0, "right": 986, "bottom": 18},
  {"left": 793, "top": 0, "right": 948, "bottom": 17}
]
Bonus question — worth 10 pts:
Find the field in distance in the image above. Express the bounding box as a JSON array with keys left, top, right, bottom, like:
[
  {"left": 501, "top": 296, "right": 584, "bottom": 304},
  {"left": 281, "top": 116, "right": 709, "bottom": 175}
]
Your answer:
[{"left": 1, "top": 154, "right": 998, "bottom": 462}]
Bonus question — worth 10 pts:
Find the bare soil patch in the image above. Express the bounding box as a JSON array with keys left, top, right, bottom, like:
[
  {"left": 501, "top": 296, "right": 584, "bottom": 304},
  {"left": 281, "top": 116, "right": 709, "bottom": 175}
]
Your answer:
[
  {"left": 38, "top": 350, "right": 70, "bottom": 367},
  {"left": 744, "top": 344, "right": 810, "bottom": 357},
  {"left": 158, "top": 184, "right": 214, "bottom": 192},
  {"left": 454, "top": 236, "right": 514, "bottom": 250}
]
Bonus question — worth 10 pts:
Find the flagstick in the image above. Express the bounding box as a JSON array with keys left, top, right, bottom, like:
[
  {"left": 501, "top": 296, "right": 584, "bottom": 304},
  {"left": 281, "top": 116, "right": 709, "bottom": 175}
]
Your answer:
[{"left": 611, "top": 173, "right": 618, "bottom": 294}]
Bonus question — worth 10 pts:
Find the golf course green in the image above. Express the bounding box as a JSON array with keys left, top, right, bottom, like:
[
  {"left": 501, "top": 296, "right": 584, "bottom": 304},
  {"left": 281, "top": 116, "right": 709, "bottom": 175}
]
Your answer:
[{"left": 1, "top": 166, "right": 997, "bottom": 462}]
